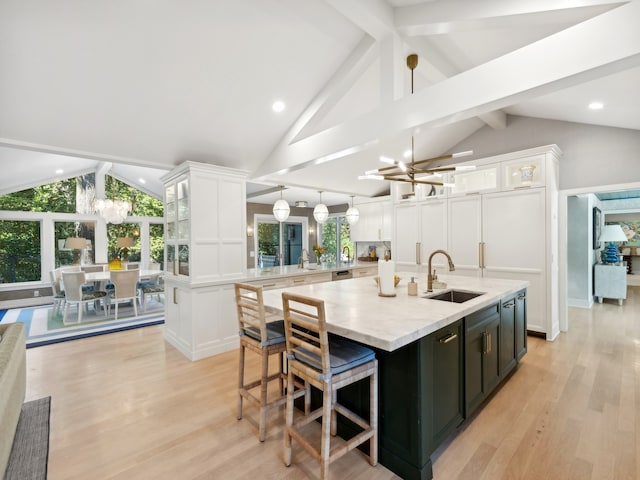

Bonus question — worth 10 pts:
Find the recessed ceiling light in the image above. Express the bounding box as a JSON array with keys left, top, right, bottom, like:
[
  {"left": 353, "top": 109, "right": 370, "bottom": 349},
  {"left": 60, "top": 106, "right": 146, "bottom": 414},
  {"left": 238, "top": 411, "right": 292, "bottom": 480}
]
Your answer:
[
  {"left": 272, "top": 101, "right": 285, "bottom": 113},
  {"left": 55, "top": 169, "right": 64, "bottom": 174},
  {"left": 139, "top": 178, "right": 146, "bottom": 184},
  {"left": 588, "top": 101, "right": 604, "bottom": 110}
]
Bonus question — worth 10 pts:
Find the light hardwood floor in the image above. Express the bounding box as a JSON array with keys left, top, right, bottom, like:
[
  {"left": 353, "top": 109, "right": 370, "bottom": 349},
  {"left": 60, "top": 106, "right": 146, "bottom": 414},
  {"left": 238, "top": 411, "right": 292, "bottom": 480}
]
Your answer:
[{"left": 26, "top": 287, "right": 640, "bottom": 479}]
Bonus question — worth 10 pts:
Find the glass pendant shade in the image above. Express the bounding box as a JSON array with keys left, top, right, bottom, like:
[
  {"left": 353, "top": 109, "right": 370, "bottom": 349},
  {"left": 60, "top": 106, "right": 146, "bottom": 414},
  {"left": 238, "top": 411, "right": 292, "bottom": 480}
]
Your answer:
[
  {"left": 345, "top": 196, "right": 359, "bottom": 225},
  {"left": 313, "top": 191, "right": 329, "bottom": 224},
  {"left": 345, "top": 206, "right": 359, "bottom": 225},
  {"left": 273, "top": 198, "right": 290, "bottom": 222},
  {"left": 313, "top": 204, "right": 329, "bottom": 224}
]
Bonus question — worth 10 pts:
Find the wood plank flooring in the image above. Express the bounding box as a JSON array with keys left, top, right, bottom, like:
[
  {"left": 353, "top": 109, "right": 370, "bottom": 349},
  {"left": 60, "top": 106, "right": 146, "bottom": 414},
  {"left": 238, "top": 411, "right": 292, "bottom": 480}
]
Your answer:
[{"left": 25, "top": 286, "right": 640, "bottom": 479}]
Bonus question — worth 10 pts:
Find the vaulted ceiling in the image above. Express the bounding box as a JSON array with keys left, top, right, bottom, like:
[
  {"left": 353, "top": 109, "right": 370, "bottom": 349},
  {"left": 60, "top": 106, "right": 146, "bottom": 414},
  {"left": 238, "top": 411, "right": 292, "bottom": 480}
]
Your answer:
[{"left": 1, "top": 0, "right": 639, "bottom": 206}]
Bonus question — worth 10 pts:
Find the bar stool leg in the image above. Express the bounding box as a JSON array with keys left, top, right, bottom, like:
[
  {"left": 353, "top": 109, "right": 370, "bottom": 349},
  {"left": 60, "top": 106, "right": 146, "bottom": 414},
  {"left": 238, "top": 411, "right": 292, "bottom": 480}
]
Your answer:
[
  {"left": 259, "top": 348, "right": 269, "bottom": 442},
  {"left": 237, "top": 344, "right": 246, "bottom": 420},
  {"left": 284, "top": 370, "right": 295, "bottom": 467},
  {"left": 370, "top": 367, "right": 378, "bottom": 466},
  {"left": 320, "top": 384, "right": 332, "bottom": 480}
]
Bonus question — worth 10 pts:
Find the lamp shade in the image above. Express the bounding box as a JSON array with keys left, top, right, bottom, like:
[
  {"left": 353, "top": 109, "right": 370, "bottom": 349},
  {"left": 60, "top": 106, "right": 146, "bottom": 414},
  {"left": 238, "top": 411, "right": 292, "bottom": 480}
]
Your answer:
[
  {"left": 116, "top": 237, "right": 135, "bottom": 248},
  {"left": 599, "top": 225, "right": 627, "bottom": 242},
  {"left": 65, "top": 237, "right": 87, "bottom": 249}
]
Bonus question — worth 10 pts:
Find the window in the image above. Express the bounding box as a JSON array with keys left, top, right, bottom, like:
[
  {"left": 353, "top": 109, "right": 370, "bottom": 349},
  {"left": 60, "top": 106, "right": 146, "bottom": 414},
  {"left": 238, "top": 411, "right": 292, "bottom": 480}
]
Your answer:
[
  {"left": 55, "top": 221, "right": 96, "bottom": 267},
  {"left": 0, "top": 220, "right": 41, "bottom": 283},
  {"left": 319, "top": 215, "right": 354, "bottom": 264}
]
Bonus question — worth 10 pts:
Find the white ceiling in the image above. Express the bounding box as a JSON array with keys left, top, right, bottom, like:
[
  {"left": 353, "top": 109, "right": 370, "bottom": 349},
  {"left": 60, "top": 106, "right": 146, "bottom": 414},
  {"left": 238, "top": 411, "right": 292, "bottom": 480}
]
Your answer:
[{"left": 1, "top": 0, "right": 639, "bottom": 207}]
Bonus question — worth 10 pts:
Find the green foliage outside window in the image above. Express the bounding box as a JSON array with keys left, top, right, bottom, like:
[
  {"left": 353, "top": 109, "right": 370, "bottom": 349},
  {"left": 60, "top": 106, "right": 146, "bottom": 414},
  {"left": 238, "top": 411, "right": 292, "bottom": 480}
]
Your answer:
[
  {"left": 319, "top": 216, "right": 353, "bottom": 263},
  {"left": 0, "top": 220, "right": 41, "bottom": 283},
  {"left": 0, "top": 174, "right": 164, "bottom": 283}
]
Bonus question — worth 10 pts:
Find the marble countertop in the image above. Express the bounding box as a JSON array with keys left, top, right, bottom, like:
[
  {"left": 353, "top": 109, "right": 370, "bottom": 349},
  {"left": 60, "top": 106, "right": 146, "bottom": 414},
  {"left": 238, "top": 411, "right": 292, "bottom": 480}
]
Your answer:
[{"left": 262, "top": 273, "right": 529, "bottom": 352}]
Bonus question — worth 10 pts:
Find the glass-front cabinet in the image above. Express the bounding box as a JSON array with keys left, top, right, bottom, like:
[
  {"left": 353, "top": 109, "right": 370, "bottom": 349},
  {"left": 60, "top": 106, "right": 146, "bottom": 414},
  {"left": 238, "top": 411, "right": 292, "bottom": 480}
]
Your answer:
[
  {"left": 448, "top": 163, "right": 500, "bottom": 196},
  {"left": 165, "top": 177, "right": 190, "bottom": 277},
  {"left": 501, "top": 154, "right": 546, "bottom": 190}
]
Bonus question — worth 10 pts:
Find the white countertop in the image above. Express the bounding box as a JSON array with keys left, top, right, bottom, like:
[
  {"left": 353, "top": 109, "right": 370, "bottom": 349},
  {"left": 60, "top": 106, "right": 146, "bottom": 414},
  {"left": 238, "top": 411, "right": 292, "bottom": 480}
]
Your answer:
[{"left": 262, "top": 273, "right": 529, "bottom": 352}]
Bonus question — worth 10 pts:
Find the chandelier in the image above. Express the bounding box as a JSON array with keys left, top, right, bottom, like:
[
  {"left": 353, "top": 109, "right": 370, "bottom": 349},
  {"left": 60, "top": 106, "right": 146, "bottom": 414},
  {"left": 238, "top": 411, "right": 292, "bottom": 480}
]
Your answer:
[
  {"left": 359, "top": 54, "right": 473, "bottom": 194},
  {"left": 94, "top": 199, "right": 131, "bottom": 224}
]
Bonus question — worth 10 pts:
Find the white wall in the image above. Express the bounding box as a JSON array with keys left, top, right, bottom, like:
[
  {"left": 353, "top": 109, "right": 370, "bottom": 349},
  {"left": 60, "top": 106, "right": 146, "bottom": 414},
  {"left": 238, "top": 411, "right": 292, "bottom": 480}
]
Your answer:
[{"left": 567, "top": 196, "right": 589, "bottom": 307}]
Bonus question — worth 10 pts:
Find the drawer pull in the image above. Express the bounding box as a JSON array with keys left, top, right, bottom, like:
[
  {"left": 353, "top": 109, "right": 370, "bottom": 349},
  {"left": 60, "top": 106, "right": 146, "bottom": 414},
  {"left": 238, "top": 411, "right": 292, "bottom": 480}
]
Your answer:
[
  {"left": 262, "top": 283, "right": 276, "bottom": 288},
  {"left": 293, "top": 279, "right": 305, "bottom": 283},
  {"left": 503, "top": 301, "right": 515, "bottom": 309},
  {"left": 439, "top": 333, "right": 458, "bottom": 344},
  {"left": 173, "top": 287, "right": 177, "bottom": 304}
]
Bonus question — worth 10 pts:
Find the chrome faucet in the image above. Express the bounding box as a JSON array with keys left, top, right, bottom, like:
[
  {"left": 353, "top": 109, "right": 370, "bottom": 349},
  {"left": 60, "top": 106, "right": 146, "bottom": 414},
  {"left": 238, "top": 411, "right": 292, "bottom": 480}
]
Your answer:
[
  {"left": 342, "top": 245, "right": 351, "bottom": 264},
  {"left": 298, "top": 249, "right": 309, "bottom": 269},
  {"left": 427, "top": 249, "right": 455, "bottom": 292}
]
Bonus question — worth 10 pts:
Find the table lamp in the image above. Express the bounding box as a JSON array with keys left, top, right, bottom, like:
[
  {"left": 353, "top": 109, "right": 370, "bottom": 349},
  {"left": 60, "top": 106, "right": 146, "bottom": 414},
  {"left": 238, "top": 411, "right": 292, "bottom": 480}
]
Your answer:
[
  {"left": 599, "top": 224, "right": 627, "bottom": 264},
  {"left": 117, "top": 237, "right": 135, "bottom": 262},
  {"left": 65, "top": 237, "right": 87, "bottom": 265}
]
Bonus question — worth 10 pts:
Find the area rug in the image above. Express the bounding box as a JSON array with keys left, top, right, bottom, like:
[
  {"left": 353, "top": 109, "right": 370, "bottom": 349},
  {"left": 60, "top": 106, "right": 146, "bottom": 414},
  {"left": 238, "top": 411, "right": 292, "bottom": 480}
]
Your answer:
[
  {"left": 0, "top": 299, "right": 164, "bottom": 347},
  {"left": 5, "top": 396, "right": 51, "bottom": 480}
]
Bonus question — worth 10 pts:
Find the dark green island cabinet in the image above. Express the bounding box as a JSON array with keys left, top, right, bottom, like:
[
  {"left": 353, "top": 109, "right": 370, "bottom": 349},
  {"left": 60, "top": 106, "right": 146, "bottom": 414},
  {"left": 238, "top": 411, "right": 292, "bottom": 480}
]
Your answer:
[{"left": 337, "top": 288, "right": 528, "bottom": 480}]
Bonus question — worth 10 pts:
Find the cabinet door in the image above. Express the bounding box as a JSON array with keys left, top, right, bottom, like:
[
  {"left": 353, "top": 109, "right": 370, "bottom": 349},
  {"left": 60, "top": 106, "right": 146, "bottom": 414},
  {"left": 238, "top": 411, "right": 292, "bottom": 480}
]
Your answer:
[
  {"left": 499, "top": 297, "right": 517, "bottom": 377},
  {"left": 419, "top": 200, "right": 448, "bottom": 271},
  {"left": 426, "top": 321, "right": 464, "bottom": 451},
  {"left": 465, "top": 304, "right": 500, "bottom": 417},
  {"left": 482, "top": 189, "right": 545, "bottom": 334},
  {"left": 393, "top": 203, "right": 420, "bottom": 270},
  {"left": 448, "top": 195, "right": 482, "bottom": 277},
  {"left": 515, "top": 290, "right": 527, "bottom": 361}
]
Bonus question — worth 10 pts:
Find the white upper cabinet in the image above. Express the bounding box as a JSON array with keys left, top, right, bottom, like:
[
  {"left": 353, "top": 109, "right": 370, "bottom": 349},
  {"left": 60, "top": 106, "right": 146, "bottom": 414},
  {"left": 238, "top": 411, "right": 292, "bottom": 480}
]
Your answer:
[
  {"left": 448, "top": 163, "right": 500, "bottom": 197},
  {"left": 350, "top": 197, "right": 392, "bottom": 242}
]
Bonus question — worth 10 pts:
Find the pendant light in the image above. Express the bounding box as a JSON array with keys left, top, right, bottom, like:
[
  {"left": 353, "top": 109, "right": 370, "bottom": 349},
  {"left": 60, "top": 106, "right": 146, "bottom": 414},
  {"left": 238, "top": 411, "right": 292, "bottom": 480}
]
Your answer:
[
  {"left": 358, "top": 54, "right": 473, "bottom": 190},
  {"left": 313, "top": 191, "right": 329, "bottom": 224},
  {"left": 272, "top": 185, "right": 290, "bottom": 222},
  {"left": 345, "top": 195, "right": 359, "bottom": 225}
]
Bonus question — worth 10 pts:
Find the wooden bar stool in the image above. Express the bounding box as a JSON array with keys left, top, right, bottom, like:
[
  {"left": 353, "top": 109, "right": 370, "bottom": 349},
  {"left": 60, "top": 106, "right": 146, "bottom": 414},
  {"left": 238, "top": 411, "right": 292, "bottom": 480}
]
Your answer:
[
  {"left": 234, "top": 283, "right": 307, "bottom": 442},
  {"left": 282, "top": 292, "right": 378, "bottom": 480}
]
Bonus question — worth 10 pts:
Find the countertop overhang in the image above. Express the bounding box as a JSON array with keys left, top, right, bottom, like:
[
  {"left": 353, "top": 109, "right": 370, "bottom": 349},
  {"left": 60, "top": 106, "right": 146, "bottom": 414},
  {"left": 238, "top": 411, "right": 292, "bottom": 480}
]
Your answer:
[{"left": 262, "top": 273, "right": 529, "bottom": 352}]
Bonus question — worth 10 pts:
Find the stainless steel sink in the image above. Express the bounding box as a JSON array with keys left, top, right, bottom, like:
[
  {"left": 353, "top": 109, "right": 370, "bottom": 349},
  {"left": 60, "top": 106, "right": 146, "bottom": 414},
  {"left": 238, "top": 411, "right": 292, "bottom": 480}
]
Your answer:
[{"left": 424, "top": 289, "right": 485, "bottom": 303}]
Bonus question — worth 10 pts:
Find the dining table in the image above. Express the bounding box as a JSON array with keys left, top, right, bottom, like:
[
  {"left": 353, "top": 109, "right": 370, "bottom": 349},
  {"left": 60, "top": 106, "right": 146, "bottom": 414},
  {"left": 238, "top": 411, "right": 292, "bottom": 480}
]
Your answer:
[{"left": 83, "top": 269, "right": 163, "bottom": 292}]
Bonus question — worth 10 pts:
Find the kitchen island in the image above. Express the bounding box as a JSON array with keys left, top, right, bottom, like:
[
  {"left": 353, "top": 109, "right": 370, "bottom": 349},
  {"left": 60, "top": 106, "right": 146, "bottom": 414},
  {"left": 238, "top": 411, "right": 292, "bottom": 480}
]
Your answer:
[{"left": 262, "top": 273, "right": 529, "bottom": 480}]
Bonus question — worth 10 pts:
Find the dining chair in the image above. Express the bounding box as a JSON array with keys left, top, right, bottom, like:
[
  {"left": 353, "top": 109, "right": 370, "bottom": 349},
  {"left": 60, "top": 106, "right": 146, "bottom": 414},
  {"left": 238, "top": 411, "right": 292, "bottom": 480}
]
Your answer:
[
  {"left": 234, "top": 282, "right": 308, "bottom": 442},
  {"left": 108, "top": 269, "right": 139, "bottom": 320},
  {"left": 49, "top": 269, "right": 66, "bottom": 315},
  {"left": 282, "top": 292, "right": 378, "bottom": 479},
  {"left": 61, "top": 271, "right": 108, "bottom": 325}
]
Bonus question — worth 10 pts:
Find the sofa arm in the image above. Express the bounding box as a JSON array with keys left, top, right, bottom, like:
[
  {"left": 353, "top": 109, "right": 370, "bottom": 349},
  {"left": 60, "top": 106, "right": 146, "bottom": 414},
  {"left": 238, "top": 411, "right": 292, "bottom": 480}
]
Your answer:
[{"left": 0, "top": 323, "right": 27, "bottom": 477}]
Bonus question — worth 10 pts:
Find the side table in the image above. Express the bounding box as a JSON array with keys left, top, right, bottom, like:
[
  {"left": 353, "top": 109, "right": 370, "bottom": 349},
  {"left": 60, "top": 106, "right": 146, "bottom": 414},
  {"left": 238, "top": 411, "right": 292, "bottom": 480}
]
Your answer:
[{"left": 594, "top": 263, "right": 627, "bottom": 305}]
